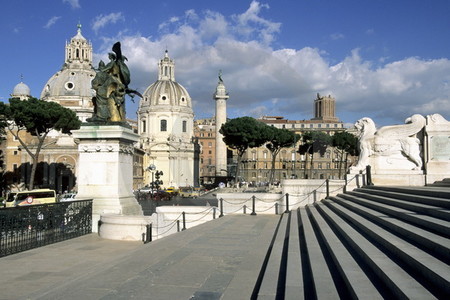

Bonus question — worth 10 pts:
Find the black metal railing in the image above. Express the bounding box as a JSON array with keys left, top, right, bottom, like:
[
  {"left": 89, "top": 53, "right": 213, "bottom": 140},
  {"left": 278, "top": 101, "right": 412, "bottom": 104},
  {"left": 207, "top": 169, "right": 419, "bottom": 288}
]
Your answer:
[{"left": 0, "top": 200, "right": 92, "bottom": 257}]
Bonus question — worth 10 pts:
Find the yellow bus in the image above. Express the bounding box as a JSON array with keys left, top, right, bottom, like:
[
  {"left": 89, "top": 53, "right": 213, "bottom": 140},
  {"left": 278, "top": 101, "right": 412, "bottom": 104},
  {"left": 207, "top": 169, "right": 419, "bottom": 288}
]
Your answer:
[{"left": 3, "top": 189, "right": 57, "bottom": 207}]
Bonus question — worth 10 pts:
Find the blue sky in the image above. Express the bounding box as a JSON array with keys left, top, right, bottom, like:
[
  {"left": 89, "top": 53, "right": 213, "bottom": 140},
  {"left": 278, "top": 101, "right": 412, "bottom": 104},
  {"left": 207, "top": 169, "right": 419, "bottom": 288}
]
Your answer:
[{"left": 1, "top": 0, "right": 449, "bottom": 126}]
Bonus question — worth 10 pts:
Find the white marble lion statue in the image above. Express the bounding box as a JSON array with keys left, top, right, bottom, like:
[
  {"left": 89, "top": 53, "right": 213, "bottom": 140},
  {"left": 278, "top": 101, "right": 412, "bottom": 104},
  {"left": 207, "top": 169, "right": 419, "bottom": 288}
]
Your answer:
[{"left": 351, "top": 114, "right": 426, "bottom": 172}]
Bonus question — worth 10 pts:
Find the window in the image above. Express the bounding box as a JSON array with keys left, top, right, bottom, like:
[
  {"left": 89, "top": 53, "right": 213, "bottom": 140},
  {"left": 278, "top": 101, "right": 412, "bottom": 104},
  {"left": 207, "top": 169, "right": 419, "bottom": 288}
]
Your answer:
[
  {"left": 252, "top": 152, "right": 256, "bottom": 160},
  {"left": 252, "top": 172, "right": 257, "bottom": 178},
  {"left": 182, "top": 120, "right": 187, "bottom": 133},
  {"left": 142, "top": 120, "right": 146, "bottom": 133},
  {"left": 291, "top": 152, "right": 296, "bottom": 161},
  {"left": 160, "top": 119, "right": 167, "bottom": 131},
  {"left": 310, "top": 124, "right": 313, "bottom": 128},
  {"left": 208, "top": 150, "right": 212, "bottom": 154},
  {"left": 13, "top": 150, "right": 18, "bottom": 155},
  {"left": 263, "top": 152, "right": 267, "bottom": 159},
  {"left": 208, "top": 142, "right": 212, "bottom": 148},
  {"left": 318, "top": 163, "right": 322, "bottom": 169},
  {"left": 326, "top": 163, "right": 331, "bottom": 169},
  {"left": 13, "top": 164, "right": 18, "bottom": 171}
]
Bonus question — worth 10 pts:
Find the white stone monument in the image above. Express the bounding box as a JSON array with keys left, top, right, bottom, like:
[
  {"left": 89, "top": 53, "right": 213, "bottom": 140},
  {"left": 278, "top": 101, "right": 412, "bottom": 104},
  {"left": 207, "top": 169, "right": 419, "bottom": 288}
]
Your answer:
[
  {"left": 350, "top": 114, "right": 426, "bottom": 185},
  {"left": 350, "top": 113, "right": 450, "bottom": 186},
  {"left": 424, "top": 114, "right": 450, "bottom": 184},
  {"left": 73, "top": 124, "right": 150, "bottom": 240}
]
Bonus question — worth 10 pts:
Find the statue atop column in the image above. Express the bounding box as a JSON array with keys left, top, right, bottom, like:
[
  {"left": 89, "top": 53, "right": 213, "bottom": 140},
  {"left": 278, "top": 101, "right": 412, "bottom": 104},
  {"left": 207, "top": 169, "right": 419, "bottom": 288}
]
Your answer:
[{"left": 87, "top": 42, "right": 141, "bottom": 123}]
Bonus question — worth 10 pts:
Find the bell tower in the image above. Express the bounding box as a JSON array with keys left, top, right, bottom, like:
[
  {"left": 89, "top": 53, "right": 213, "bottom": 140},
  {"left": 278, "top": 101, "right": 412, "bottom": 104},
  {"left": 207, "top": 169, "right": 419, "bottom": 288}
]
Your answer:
[
  {"left": 65, "top": 23, "right": 93, "bottom": 68},
  {"left": 312, "top": 93, "right": 338, "bottom": 122}
]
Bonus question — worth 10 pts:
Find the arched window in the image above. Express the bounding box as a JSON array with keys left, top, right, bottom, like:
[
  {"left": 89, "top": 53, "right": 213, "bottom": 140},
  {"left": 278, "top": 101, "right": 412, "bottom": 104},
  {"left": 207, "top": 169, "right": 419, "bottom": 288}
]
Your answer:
[
  {"left": 160, "top": 119, "right": 167, "bottom": 132},
  {"left": 182, "top": 120, "right": 187, "bottom": 132}
]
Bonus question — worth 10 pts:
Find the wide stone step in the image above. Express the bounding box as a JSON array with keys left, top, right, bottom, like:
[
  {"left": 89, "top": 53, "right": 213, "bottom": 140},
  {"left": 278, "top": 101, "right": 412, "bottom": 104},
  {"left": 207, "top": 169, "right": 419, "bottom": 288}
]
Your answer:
[
  {"left": 329, "top": 195, "right": 450, "bottom": 263},
  {"left": 257, "top": 212, "right": 289, "bottom": 299},
  {"left": 299, "top": 208, "right": 340, "bottom": 299},
  {"left": 337, "top": 193, "right": 450, "bottom": 238},
  {"left": 323, "top": 199, "right": 450, "bottom": 298},
  {"left": 346, "top": 190, "right": 450, "bottom": 221},
  {"left": 363, "top": 185, "right": 450, "bottom": 199},
  {"left": 306, "top": 205, "right": 383, "bottom": 299},
  {"left": 354, "top": 187, "right": 450, "bottom": 209},
  {"left": 284, "top": 209, "right": 303, "bottom": 299},
  {"left": 316, "top": 200, "right": 436, "bottom": 299}
]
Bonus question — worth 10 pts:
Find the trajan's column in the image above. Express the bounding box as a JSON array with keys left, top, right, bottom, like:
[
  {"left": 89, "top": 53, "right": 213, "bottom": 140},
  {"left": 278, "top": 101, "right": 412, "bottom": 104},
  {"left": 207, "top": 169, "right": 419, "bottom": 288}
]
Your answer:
[{"left": 214, "top": 71, "right": 229, "bottom": 177}]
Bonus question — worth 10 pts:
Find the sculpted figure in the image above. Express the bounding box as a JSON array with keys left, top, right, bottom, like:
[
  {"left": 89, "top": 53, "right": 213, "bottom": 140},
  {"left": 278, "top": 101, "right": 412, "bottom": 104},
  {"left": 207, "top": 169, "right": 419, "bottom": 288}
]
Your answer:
[
  {"left": 351, "top": 114, "right": 426, "bottom": 172},
  {"left": 88, "top": 42, "right": 141, "bottom": 123}
]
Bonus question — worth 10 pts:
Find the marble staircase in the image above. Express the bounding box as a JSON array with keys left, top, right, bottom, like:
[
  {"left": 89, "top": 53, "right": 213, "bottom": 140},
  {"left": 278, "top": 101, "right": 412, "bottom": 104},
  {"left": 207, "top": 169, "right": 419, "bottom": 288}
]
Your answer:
[{"left": 253, "top": 184, "right": 450, "bottom": 299}]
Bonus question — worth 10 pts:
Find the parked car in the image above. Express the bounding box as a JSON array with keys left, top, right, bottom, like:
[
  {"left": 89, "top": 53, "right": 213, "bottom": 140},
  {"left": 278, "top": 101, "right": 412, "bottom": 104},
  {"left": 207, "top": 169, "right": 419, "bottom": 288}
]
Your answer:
[
  {"left": 179, "top": 187, "right": 201, "bottom": 198},
  {"left": 59, "top": 193, "right": 77, "bottom": 202},
  {"left": 165, "top": 187, "right": 178, "bottom": 196}
]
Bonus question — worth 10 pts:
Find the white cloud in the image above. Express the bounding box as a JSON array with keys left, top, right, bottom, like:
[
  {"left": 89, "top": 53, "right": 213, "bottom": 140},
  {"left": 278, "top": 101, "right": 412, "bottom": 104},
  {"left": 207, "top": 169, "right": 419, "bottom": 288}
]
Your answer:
[
  {"left": 44, "top": 16, "right": 61, "bottom": 29},
  {"left": 330, "top": 33, "right": 345, "bottom": 40},
  {"left": 92, "top": 12, "right": 125, "bottom": 34},
  {"left": 94, "top": 2, "right": 450, "bottom": 126},
  {"left": 62, "top": 0, "right": 80, "bottom": 9}
]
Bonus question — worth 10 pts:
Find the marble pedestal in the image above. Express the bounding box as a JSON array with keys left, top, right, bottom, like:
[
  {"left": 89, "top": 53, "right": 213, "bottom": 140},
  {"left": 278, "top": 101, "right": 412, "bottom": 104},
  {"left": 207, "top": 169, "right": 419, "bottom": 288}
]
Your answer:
[
  {"left": 73, "top": 124, "right": 150, "bottom": 240},
  {"left": 424, "top": 114, "right": 450, "bottom": 184}
]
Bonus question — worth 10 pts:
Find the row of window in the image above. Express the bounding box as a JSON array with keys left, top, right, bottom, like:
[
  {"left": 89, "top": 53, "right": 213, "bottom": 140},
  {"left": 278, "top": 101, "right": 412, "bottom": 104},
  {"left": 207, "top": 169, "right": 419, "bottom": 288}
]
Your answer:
[
  {"left": 141, "top": 119, "right": 188, "bottom": 133},
  {"left": 242, "top": 162, "right": 340, "bottom": 169},
  {"left": 275, "top": 123, "right": 342, "bottom": 129}
]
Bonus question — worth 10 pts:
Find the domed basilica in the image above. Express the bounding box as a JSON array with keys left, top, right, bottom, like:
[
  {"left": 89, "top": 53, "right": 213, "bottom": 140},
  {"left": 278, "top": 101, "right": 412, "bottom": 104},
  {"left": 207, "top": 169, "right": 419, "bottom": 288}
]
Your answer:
[{"left": 138, "top": 50, "right": 197, "bottom": 188}]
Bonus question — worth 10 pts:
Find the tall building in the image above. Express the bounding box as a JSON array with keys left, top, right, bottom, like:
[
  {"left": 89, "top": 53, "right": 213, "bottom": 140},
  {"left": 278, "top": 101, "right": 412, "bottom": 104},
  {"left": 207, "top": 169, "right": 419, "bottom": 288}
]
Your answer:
[
  {"left": 213, "top": 71, "right": 229, "bottom": 177},
  {"left": 138, "top": 50, "right": 197, "bottom": 188},
  {"left": 312, "top": 93, "right": 338, "bottom": 122},
  {"left": 194, "top": 117, "right": 217, "bottom": 185}
]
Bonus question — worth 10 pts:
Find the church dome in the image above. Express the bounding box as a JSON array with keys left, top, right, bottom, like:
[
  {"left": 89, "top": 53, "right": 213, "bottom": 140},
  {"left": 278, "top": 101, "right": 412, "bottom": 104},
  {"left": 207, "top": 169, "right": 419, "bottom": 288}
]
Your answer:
[
  {"left": 141, "top": 79, "right": 192, "bottom": 109},
  {"left": 41, "top": 69, "right": 95, "bottom": 99},
  {"left": 139, "top": 50, "right": 192, "bottom": 110},
  {"left": 12, "top": 81, "right": 31, "bottom": 97}
]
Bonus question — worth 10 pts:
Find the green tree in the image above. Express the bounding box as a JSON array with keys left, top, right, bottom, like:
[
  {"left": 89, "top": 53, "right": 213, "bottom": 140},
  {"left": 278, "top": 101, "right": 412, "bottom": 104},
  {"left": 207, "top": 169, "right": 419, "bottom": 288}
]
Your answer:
[
  {"left": 219, "top": 117, "right": 271, "bottom": 183},
  {"left": 0, "top": 97, "right": 81, "bottom": 190},
  {"left": 332, "top": 131, "right": 358, "bottom": 178},
  {"left": 266, "top": 127, "right": 300, "bottom": 184},
  {"left": 298, "top": 131, "right": 331, "bottom": 179}
]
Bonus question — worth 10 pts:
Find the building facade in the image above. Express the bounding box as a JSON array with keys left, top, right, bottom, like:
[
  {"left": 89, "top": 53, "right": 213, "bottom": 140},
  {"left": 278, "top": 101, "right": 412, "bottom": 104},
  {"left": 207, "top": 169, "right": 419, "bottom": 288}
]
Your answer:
[
  {"left": 137, "top": 50, "right": 197, "bottom": 188},
  {"left": 193, "top": 93, "right": 355, "bottom": 186}
]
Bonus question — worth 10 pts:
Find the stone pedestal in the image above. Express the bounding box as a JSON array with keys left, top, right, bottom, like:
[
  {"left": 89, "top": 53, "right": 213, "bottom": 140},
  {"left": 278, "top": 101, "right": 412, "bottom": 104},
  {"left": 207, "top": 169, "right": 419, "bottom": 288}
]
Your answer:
[
  {"left": 73, "top": 124, "right": 149, "bottom": 239},
  {"left": 424, "top": 114, "right": 450, "bottom": 184}
]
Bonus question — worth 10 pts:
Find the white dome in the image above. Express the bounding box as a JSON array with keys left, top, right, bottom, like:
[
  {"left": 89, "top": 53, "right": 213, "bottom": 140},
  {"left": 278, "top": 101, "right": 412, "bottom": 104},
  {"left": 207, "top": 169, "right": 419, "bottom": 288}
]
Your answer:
[
  {"left": 12, "top": 82, "right": 31, "bottom": 97},
  {"left": 41, "top": 68, "right": 95, "bottom": 99},
  {"left": 140, "top": 79, "right": 192, "bottom": 109}
]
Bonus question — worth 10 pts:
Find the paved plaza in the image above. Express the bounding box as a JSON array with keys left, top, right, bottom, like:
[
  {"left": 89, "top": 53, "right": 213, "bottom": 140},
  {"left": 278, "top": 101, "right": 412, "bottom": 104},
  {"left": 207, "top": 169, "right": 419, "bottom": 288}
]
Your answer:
[{"left": 0, "top": 215, "right": 279, "bottom": 300}]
